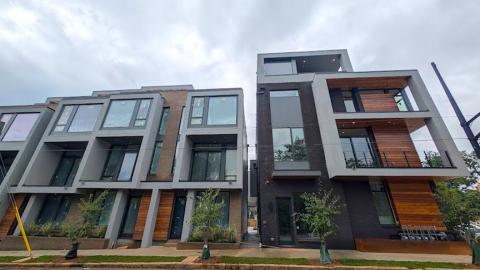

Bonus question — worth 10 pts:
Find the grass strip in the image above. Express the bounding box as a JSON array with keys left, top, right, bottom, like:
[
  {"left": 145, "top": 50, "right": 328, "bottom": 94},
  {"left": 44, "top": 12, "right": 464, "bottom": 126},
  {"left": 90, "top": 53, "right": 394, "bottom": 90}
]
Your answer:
[
  {"left": 0, "top": 256, "right": 25, "bottom": 263},
  {"left": 219, "top": 256, "right": 310, "bottom": 265},
  {"left": 78, "top": 255, "right": 186, "bottom": 263},
  {"left": 25, "top": 255, "right": 56, "bottom": 263},
  {"left": 339, "top": 259, "right": 468, "bottom": 269}
]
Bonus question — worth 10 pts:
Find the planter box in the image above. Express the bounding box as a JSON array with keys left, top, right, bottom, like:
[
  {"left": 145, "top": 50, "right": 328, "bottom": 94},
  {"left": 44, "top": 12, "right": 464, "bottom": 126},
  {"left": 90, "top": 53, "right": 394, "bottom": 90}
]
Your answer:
[
  {"left": 355, "top": 238, "right": 471, "bottom": 255},
  {"left": 0, "top": 236, "right": 109, "bottom": 250},
  {"left": 177, "top": 242, "right": 240, "bottom": 250}
]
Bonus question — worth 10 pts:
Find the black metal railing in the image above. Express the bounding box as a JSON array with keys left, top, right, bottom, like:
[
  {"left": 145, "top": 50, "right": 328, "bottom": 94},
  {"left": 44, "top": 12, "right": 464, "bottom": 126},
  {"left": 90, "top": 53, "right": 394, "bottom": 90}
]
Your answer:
[{"left": 343, "top": 150, "right": 454, "bottom": 169}]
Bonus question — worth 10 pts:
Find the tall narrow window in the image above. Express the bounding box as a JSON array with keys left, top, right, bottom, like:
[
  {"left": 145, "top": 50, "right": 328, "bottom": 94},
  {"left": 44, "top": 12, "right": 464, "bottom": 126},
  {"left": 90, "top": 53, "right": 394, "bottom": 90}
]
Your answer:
[
  {"left": 96, "top": 191, "right": 116, "bottom": 226},
  {"left": 134, "top": 99, "right": 152, "bottom": 127},
  {"left": 190, "top": 97, "right": 204, "bottom": 125},
  {"left": 369, "top": 181, "right": 396, "bottom": 225},
  {"left": 2, "top": 113, "right": 39, "bottom": 141},
  {"left": 119, "top": 196, "right": 141, "bottom": 238},
  {"left": 339, "top": 128, "right": 377, "bottom": 168},
  {"left": 149, "top": 107, "right": 170, "bottom": 175}
]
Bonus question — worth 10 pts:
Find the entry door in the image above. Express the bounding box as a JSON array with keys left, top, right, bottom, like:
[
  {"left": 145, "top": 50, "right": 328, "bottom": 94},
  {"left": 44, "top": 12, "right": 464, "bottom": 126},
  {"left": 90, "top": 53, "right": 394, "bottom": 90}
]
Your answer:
[
  {"left": 276, "top": 198, "right": 294, "bottom": 245},
  {"left": 169, "top": 196, "right": 186, "bottom": 239}
]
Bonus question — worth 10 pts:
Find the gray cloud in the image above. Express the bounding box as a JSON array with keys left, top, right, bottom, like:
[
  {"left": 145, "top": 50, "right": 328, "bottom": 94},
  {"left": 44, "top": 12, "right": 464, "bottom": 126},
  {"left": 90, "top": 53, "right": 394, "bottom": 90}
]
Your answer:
[{"left": 0, "top": 0, "right": 479, "bottom": 156}]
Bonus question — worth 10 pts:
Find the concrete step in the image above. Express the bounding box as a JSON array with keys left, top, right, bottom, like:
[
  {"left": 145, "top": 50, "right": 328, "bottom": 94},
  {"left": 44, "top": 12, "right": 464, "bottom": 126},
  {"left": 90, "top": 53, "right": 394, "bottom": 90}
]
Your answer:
[{"left": 164, "top": 240, "right": 179, "bottom": 247}]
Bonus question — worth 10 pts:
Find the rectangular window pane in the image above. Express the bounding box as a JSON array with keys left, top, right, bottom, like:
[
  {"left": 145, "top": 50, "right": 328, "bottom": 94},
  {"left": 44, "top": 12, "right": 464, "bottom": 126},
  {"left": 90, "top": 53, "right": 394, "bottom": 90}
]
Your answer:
[
  {"left": 395, "top": 93, "right": 408, "bottom": 112},
  {"left": 103, "top": 100, "right": 136, "bottom": 128},
  {"left": 207, "top": 96, "right": 237, "bottom": 125},
  {"left": 290, "top": 128, "right": 307, "bottom": 161},
  {"left": 225, "top": 148, "right": 237, "bottom": 180},
  {"left": 341, "top": 137, "right": 356, "bottom": 168},
  {"left": 136, "top": 99, "right": 151, "bottom": 120},
  {"left": 37, "top": 195, "right": 71, "bottom": 225},
  {"left": 270, "top": 90, "right": 298, "bottom": 97},
  {"left": 120, "top": 197, "right": 140, "bottom": 237},
  {"left": 264, "top": 61, "right": 293, "bottom": 75},
  {"left": 68, "top": 104, "right": 101, "bottom": 132},
  {"left": 206, "top": 152, "right": 221, "bottom": 180},
  {"left": 2, "top": 113, "right": 39, "bottom": 141},
  {"left": 97, "top": 191, "right": 116, "bottom": 225},
  {"left": 149, "top": 142, "right": 163, "bottom": 175},
  {"left": 158, "top": 108, "right": 170, "bottom": 136},
  {"left": 352, "top": 137, "right": 375, "bottom": 167},
  {"left": 190, "top": 97, "right": 204, "bottom": 125},
  {"left": 56, "top": 105, "right": 74, "bottom": 128},
  {"left": 272, "top": 128, "right": 291, "bottom": 161},
  {"left": 50, "top": 156, "right": 76, "bottom": 186},
  {"left": 118, "top": 152, "right": 137, "bottom": 181},
  {"left": 0, "top": 114, "right": 13, "bottom": 133},
  {"left": 217, "top": 192, "right": 230, "bottom": 227},
  {"left": 101, "top": 146, "right": 123, "bottom": 181},
  {"left": 369, "top": 181, "right": 396, "bottom": 225},
  {"left": 191, "top": 152, "right": 207, "bottom": 181}
]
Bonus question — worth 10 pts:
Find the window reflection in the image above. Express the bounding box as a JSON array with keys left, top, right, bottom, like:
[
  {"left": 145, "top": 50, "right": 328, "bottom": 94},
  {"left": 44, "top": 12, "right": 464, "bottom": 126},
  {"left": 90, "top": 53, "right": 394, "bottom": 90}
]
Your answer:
[{"left": 2, "top": 113, "right": 39, "bottom": 142}]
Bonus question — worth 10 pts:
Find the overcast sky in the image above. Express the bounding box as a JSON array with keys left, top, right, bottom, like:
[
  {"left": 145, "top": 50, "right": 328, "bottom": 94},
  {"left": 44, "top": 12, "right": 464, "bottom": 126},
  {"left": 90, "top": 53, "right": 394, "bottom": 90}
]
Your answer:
[{"left": 1, "top": 0, "right": 479, "bottom": 157}]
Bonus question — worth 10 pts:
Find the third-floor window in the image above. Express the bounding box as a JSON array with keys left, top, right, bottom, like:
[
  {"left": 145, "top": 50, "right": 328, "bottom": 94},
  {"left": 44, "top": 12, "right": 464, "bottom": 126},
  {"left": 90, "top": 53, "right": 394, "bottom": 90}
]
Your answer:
[
  {"left": 189, "top": 96, "right": 237, "bottom": 127},
  {"left": 1, "top": 113, "right": 39, "bottom": 141},
  {"left": 103, "top": 99, "right": 152, "bottom": 129},
  {"left": 53, "top": 104, "right": 102, "bottom": 133}
]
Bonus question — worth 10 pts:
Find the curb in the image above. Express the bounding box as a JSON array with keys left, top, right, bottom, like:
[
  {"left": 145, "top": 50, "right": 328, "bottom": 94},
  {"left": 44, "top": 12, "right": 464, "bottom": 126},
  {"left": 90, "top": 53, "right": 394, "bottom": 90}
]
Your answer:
[{"left": 0, "top": 262, "right": 477, "bottom": 270}]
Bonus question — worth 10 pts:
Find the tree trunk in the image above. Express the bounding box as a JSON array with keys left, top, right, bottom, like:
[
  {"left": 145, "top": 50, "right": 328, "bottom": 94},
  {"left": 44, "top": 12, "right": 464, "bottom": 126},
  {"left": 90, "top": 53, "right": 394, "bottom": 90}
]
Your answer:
[{"left": 320, "top": 242, "right": 332, "bottom": 264}]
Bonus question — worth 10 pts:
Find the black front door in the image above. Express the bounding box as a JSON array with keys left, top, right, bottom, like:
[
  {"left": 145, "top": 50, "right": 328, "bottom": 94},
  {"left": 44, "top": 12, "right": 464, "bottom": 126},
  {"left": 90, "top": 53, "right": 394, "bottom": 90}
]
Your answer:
[
  {"left": 169, "top": 196, "right": 186, "bottom": 239},
  {"left": 276, "top": 197, "right": 294, "bottom": 245}
]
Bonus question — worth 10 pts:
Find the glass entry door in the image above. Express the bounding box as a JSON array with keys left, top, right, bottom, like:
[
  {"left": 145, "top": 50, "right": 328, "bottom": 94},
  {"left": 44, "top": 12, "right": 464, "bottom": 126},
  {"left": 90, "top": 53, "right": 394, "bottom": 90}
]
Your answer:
[
  {"left": 169, "top": 196, "right": 186, "bottom": 239},
  {"left": 276, "top": 198, "right": 294, "bottom": 245}
]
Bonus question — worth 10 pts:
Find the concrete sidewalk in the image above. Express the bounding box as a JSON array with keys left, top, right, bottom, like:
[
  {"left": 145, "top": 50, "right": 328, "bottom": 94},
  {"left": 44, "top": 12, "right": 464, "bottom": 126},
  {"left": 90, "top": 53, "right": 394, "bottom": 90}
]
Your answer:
[{"left": 0, "top": 246, "right": 472, "bottom": 264}]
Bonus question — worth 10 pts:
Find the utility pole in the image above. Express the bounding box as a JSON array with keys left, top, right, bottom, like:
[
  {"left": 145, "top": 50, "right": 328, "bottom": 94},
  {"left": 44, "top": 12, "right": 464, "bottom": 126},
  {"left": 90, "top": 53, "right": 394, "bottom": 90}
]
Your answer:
[{"left": 431, "top": 62, "right": 480, "bottom": 159}]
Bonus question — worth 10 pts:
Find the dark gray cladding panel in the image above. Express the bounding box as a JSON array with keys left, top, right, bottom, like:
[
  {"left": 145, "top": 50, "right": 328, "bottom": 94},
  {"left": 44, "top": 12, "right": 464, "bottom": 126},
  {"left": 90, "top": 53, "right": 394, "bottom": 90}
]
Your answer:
[{"left": 270, "top": 95, "right": 303, "bottom": 128}]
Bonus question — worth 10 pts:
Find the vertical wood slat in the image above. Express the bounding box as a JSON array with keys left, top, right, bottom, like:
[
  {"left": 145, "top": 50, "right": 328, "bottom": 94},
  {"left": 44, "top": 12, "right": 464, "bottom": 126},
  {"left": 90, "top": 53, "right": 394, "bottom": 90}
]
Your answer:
[
  {"left": 0, "top": 194, "right": 26, "bottom": 240},
  {"left": 387, "top": 180, "right": 446, "bottom": 231},
  {"left": 153, "top": 191, "right": 174, "bottom": 241},
  {"left": 133, "top": 191, "right": 152, "bottom": 240},
  {"left": 360, "top": 91, "right": 399, "bottom": 112}
]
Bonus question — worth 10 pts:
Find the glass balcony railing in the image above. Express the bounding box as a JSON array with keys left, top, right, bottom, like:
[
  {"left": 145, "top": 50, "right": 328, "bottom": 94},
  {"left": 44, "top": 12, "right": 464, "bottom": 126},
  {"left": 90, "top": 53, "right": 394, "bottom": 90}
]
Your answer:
[{"left": 342, "top": 150, "right": 454, "bottom": 169}]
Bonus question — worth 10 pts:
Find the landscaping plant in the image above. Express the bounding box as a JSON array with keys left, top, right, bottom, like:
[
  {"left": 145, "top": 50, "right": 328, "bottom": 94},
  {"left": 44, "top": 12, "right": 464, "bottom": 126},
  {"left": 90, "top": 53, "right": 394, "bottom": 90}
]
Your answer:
[
  {"left": 297, "top": 190, "right": 342, "bottom": 264},
  {"left": 190, "top": 189, "right": 225, "bottom": 259}
]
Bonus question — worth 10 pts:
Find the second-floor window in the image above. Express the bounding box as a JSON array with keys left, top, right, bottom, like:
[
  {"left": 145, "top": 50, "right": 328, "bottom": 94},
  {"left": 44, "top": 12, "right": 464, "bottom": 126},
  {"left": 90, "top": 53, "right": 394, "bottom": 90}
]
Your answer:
[
  {"left": 272, "top": 128, "right": 306, "bottom": 162},
  {"left": 53, "top": 104, "right": 102, "bottom": 133},
  {"left": 190, "top": 144, "right": 237, "bottom": 181},
  {"left": 103, "top": 99, "right": 152, "bottom": 128},
  {"left": 50, "top": 151, "right": 82, "bottom": 186},
  {"left": 1, "top": 113, "right": 39, "bottom": 142},
  {"left": 101, "top": 145, "right": 139, "bottom": 181},
  {"left": 189, "top": 96, "right": 237, "bottom": 126},
  {"left": 339, "top": 128, "right": 378, "bottom": 168}
]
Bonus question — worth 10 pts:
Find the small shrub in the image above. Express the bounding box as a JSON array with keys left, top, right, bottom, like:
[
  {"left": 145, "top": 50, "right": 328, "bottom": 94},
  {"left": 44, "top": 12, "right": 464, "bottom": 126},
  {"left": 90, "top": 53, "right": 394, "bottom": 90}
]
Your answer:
[
  {"left": 189, "top": 225, "right": 236, "bottom": 243},
  {"left": 39, "top": 222, "right": 55, "bottom": 237},
  {"left": 25, "top": 223, "right": 41, "bottom": 236}
]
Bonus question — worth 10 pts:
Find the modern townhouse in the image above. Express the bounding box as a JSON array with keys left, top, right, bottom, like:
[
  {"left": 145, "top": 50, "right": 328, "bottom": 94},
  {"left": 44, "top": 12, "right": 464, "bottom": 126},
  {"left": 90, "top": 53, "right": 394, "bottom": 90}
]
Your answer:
[
  {"left": 0, "top": 85, "right": 247, "bottom": 248},
  {"left": 0, "top": 104, "right": 54, "bottom": 239},
  {"left": 256, "top": 50, "right": 469, "bottom": 249}
]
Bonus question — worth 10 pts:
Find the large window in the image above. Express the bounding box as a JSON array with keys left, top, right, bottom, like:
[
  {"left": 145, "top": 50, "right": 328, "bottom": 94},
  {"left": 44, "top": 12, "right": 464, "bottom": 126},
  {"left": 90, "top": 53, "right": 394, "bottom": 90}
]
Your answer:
[
  {"left": 272, "top": 128, "right": 306, "bottom": 162},
  {"left": 264, "top": 59, "right": 294, "bottom": 75},
  {"left": 36, "top": 195, "right": 71, "bottom": 225},
  {"left": 369, "top": 181, "right": 396, "bottom": 225},
  {"left": 103, "top": 99, "right": 152, "bottom": 128},
  {"left": 189, "top": 96, "right": 237, "bottom": 126},
  {"left": 190, "top": 144, "right": 236, "bottom": 181},
  {"left": 119, "top": 195, "right": 141, "bottom": 238},
  {"left": 195, "top": 191, "right": 230, "bottom": 227},
  {"left": 50, "top": 152, "right": 82, "bottom": 186},
  {"left": 53, "top": 104, "right": 101, "bottom": 133},
  {"left": 339, "top": 128, "right": 378, "bottom": 168},
  {"left": 101, "top": 145, "right": 139, "bottom": 181},
  {"left": 149, "top": 107, "right": 170, "bottom": 175},
  {"left": 1, "top": 113, "right": 39, "bottom": 141}
]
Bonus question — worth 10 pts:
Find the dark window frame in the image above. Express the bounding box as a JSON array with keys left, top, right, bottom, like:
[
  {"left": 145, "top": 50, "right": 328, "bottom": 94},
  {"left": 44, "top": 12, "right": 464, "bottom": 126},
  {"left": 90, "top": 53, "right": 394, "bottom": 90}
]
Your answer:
[
  {"left": 339, "top": 128, "right": 379, "bottom": 168},
  {"left": 101, "top": 98, "right": 152, "bottom": 130},
  {"left": 52, "top": 104, "right": 102, "bottom": 133},
  {"left": 49, "top": 151, "right": 83, "bottom": 186},
  {"left": 101, "top": 145, "right": 139, "bottom": 182},
  {"left": 188, "top": 144, "right": 237, "bottom": 182},
  {"left": 188, "top": 95, "right": 238, "bottom": 128},
  {"left": 36, "top": 195, "right": 72, "bottom": 225},
  {"left": 271, "top": 127, "right": 307, "bottom": 162},
  {"left": 1, "top": 112, "right": 40, "bottom": 141},
  {"left": 149, "top": 107, "right": 170, "bottom": 175},
  {"left": 118, "top": 195, "right": 141, "bottom": 239},
  {"left": 369, "top": 180, "right": 398, "bottom": 226}
]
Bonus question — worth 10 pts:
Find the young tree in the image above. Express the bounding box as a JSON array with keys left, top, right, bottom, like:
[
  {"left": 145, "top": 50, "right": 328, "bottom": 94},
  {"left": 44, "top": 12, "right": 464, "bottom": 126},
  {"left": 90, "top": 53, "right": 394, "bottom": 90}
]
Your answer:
[
  {"left": 297, "top": 190, "right": 343, "bottom": 264},
  {"left": 190, "top": 189, "right": 224, "bottom": 259}
]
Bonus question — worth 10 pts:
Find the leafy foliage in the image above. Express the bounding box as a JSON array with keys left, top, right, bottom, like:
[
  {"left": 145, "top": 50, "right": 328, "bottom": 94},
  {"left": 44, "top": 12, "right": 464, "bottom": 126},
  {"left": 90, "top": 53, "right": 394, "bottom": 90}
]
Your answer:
[
  {"left": 296, "top": 190, "right": 343, "bottom": 243},
  {"left": 190, "top": 189, "right": 235, "bottom": 243},
  {"left": 274, "top": 139, "right": 306, "bottom": 161}
]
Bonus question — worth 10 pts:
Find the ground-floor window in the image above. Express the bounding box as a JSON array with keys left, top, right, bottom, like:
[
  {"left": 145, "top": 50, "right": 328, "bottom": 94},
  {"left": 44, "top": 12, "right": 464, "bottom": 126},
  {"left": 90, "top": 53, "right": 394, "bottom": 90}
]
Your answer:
[
  {"left": 293, "top": 193, "right": 316, "bottom": 241},
  {"left": 276, "top": 197, "right": 294, "bottom": 245},
  {"left": 369, "top": 180, "right": 396, "bottom": 225},
  {"left": 94, "top": 191, "right": 116, "bottom": 226},
  {"left": 195, "top": 191, "right": 230, "bottom": 227},
  {"left": 36, "top": 195, "right": 72, "bottom": 225},
  {"left": 119, "top": 195, "right": 141, "bottom": 238}
]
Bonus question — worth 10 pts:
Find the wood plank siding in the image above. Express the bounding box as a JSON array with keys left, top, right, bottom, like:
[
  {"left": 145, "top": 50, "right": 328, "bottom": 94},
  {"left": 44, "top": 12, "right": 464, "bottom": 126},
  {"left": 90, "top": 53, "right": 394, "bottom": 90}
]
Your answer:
[
  {"left": 387, "top": 180, "right": 446, "bottom": 231},
  {"left": 0, "top": 194, "right": 26, "bottom": 240},
  {"left": 133, "top": 191, "right": 152, "bottom": 240},
  {"left": 371, "top": 122, "right": 422, "bottom": 168},
  {"left": 153, "top": 191, "right": 174, "bottom": 241},
  {"left": 359, "top": 91, "right": 399, "bottom": 112},
  {"left": 327, "top": 76, "right": 409, "bottom": 90}
]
